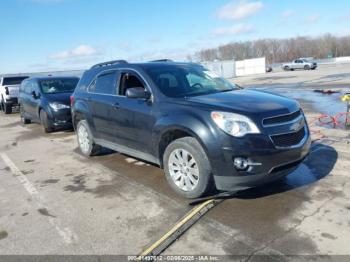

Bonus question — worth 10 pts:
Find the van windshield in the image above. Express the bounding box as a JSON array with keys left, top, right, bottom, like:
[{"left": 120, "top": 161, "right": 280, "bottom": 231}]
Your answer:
[
  {"left": 40, "top": 78, "right": 79, "bottom": 94},
  {"left": 144, "top": 64, "right": 237, "bottom": 98}
]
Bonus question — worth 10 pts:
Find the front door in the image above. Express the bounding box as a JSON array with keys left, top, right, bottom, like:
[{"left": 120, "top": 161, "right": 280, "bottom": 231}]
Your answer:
[{"left": 110, "top": 70, "right": 156, "bottom": 154}]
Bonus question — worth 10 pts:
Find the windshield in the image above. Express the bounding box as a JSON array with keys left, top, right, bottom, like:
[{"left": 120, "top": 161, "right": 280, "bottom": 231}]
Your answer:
[
  {"left": 39, "top": 78, "right": 79, "bottom": 94},
  {"left": 3, "top": 76, "right": 29, "bottom": 85},
  {"left": 144, "top": 65, "right": 237, "bottom": 98}
]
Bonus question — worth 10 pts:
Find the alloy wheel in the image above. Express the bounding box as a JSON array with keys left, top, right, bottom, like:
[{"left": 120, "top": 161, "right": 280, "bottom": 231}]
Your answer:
[{"left": 168, "top": 148, "right": 199, "bottom": 192}]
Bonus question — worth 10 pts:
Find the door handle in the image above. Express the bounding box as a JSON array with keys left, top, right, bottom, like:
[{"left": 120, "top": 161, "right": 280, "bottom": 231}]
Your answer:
[{"left": 114, "top": 102, "right": 120, "bottom": 109}]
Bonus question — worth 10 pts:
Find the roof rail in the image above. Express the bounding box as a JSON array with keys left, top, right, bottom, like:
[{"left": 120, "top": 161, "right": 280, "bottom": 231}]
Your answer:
[
  {"left": 150, "top": 59, "right": 174, "bottom": 62},
  {"left": 90, "top": 60, "right": 128, "bottom": 69}
]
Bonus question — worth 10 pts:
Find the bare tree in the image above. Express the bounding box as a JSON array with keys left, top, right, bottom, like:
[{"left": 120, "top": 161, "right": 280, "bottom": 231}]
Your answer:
[{"left": 193, "top": 34, "right": 350, "bottom": 63}]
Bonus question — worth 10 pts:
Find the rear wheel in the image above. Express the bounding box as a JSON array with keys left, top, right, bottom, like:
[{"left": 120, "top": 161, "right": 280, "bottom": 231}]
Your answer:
[
  {"left": 20, "top": 107, "right": 31, "bottom": 124},
  {"left": 76, "top": 120, "right": 101, "bottom": 156},
  {"left": 163, "top": 137, "right": 212, "bottom": 199},
  {"left": 40, "top": 110, "right": 54, "bottom": 133},
  {"left": 283, "top": 66, "right": 289, "bottom": 71}
]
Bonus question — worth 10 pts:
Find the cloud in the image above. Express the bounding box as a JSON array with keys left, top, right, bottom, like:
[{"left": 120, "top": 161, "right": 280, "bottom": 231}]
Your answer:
[
  {"left": 217, "top": 0, "right": 263, "bottom": 20},
  {"left": 49, "top": 45, "right": 102, "bottom": 60},
  {"left": 213, "top": 24, "right": 254, "bottom": 37},
  {"left": 306, "top": 14, "right": 320, "bottom": 23},
  {"left": 281, "top": 9, "right": 294, "bottom": 18}
]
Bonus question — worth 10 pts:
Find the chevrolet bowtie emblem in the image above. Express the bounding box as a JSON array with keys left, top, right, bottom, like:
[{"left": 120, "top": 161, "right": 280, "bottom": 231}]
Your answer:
[{"left": 290, "top": 117, "right": 304, "bottom": 132}]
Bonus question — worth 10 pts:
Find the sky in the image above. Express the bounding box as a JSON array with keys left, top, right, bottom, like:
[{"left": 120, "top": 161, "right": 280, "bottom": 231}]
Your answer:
[{"left": 0, "top": 0, "right": 350, "bottom": 73}]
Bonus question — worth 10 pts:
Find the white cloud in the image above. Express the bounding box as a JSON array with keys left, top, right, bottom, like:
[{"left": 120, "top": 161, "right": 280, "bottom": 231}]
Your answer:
[
  {"left": 282, "top": 9, "right": 294, "bottom": 18},
  {"left": 217, "top": 0, "right": 263, "bottom": 20},
  {"left": 49, "top": 45, "right": 101, "bottom": 60},
  {"left": 213, "top": 24, "right": 254, "bottom": 37},
  {"left": 306, "top": 14, "right": 320, "bottom": 23}
]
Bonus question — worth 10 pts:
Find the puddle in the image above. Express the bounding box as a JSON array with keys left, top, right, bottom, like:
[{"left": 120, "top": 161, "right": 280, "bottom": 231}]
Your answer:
[{"left": 259, "top": 86, "right": 349, "bottom": 117}]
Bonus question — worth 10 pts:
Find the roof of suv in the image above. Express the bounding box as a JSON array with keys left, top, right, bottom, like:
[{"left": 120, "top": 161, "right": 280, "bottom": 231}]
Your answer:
[{"left": 88, "top": 60, "right": 202, "bottom": 72}]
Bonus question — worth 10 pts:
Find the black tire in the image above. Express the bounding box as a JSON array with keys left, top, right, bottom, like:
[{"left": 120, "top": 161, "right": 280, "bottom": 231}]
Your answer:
[
  {"left": 40, "top": 110, "right": 54, "bottom": 133},
  {"left": 283, "top": 66, "right": 289, "bottom": 71},
  {"left": 20, "top": 107, "right": 31, "bottom": 124},
  {"left": 76, "top": 120, "right": 101, "bottom": 157},
  {"left": 304, "top": 65, "right": 310, "bottom": 70},
  {"left": 4, "top": 104, "right": 12, "bottom": 114},
  {"left": 163, "top": 137, "right": 213, "bottom": 199}
]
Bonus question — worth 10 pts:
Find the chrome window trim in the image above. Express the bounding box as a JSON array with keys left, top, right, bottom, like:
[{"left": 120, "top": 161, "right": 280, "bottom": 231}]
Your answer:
[{"left": 86, "top": 68, "right": 153, "bottom": 98}]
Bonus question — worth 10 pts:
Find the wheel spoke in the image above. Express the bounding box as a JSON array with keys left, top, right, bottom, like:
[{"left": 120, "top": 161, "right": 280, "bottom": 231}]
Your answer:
[{"left": 187, "top": 173, "right": 198, "bottom": 185}]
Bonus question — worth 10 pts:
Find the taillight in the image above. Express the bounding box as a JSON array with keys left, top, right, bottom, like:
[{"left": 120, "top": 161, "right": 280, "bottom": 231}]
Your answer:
[
  {"left": 5, "top": 86, "right": 9, "bottom": 95},
  {"left": 70, "top": 95, "right": 75, "bottom": 106}
]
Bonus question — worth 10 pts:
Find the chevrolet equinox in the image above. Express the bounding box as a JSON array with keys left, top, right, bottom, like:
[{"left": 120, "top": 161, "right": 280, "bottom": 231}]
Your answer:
[{"left": 71, "top": 60, "right": 311, "bottom": 198}]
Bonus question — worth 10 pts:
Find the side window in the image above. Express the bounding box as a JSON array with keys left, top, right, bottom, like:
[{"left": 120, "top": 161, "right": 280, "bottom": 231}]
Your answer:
[
  {"left": 91, "top": 71, "right": 117, "bottom": 95},
  {"left": 24, "top": 81, "right": 32, "bottom": 94},
  {"left": 155, "top": 73, "right": 178, "bottom": 90},
  {"left": 119, "top": 72, "right": 146, "bottom": 96}
]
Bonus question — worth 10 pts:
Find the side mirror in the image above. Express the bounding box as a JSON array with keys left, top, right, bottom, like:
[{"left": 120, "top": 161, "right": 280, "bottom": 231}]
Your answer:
[
  {"left": 126, "top": 87, "right": 151, "bottom": 100},
  {"left": 31, "top": 91, "right": 37, "bottom": 99}
]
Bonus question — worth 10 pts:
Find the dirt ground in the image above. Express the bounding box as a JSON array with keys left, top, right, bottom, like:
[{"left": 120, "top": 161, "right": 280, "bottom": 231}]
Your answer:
[{"left": 0, "top": 63, "right": 350, "bottom": 261}]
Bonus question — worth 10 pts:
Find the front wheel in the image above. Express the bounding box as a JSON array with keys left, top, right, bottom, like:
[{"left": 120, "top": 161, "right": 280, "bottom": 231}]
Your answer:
[
  {"left": 163, "top": 137, "right": 213, "bottom": 199},
  {"left": 20, "top": 107, "right": 31, "bottom": 124},
  {"left": 40, "top": 110, "right": 54, "bottom": 133},
  {"left": 76, "top": 120, "right": 101, "bottom": 157}
]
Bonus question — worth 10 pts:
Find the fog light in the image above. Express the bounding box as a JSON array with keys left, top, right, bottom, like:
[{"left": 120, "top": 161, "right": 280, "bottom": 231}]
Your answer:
[{"left": 234, "top": 157, "right": 249, "bottom": 170}]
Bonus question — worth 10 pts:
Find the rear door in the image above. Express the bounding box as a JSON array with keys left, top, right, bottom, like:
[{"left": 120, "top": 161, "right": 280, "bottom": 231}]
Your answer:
[{"left": 88, "top": 70, "right": 119, "bottom": 142}]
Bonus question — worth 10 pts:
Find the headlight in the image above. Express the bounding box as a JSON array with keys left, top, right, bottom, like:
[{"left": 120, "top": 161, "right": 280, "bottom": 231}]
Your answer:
[
  {"left": 50, "top": 102, "right": 70, "bottom": 110},
  {"left": 211, "top": 111, "right": 260, "bottom": 137}
]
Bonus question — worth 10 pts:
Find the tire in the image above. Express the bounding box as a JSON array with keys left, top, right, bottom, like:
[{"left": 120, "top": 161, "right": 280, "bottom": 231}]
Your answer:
[
  {"left": 304, "top": 65, "right": 310, "bottom": 70},
  {"left": 20, "top": 107, "right": 31, "bottom": 124},
  {"left": 4, "top": 104, "right": 12, "bottom": 114},
  {"left": 76, "top": 120, "right": 101, "bottom": 157},
  {"left": 40, "top": 110, "right": 54, "bottom": 133},
  {"left": 283, "top": 66, "right": 289, "bottom": 71},
  {"left": 163, "top": 137, "right": 212, "bottom": 199}
]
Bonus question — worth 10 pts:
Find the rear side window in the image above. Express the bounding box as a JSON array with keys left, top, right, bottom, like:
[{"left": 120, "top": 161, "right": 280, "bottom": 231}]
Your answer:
[{"left": 91, "top": 72, "right": 117, "bottom": 95}]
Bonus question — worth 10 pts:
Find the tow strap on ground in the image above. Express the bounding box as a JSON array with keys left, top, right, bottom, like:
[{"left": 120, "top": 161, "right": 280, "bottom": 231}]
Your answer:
[{"left": 138, "top": 191, "right": 239, "bottom": 260}]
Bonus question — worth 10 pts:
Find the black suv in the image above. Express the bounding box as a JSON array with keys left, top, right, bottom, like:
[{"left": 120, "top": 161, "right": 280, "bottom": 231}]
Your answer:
[
  {"left": 71, "top": 60, "right": 311, "bottom": 198},
  {"left": 19, "top": 77, "right": 79, "bottom": 132}
]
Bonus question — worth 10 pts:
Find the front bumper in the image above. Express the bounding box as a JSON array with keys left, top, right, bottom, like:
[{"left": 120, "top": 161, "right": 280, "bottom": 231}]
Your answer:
[
  {"left": 211, "top": 127, "right": 311, "bottom": 191},
  {"left": 48, "top": 108, "right": 73, "bottom": 129}
]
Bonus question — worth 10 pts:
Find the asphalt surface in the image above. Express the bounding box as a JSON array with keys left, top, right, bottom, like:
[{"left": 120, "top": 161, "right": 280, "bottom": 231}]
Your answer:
[{"left": 0, "top": 64, "right": 350, "bottom": 261}]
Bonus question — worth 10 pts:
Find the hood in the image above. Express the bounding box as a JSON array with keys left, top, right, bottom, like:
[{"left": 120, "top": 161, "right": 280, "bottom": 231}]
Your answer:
[
  {"left": 43, "top": 92, "right": 72, "bottom": 105},
  {"left": 185, "top": 89, "right": 299, "bottom": 118}
]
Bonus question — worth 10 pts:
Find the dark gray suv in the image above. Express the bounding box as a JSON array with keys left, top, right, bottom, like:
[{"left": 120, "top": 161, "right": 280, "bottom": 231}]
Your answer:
[{"left": 71, "top": 60, "right": 311, "bottom": 198}]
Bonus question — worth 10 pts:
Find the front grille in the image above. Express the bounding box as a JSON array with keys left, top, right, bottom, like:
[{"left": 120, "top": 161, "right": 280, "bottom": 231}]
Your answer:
[
  {"left": 263, "top": 110, "right": 301, "bottom": 126},
  {"left": 270, "top": 127, "right": 305, "bottom": 147}
]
